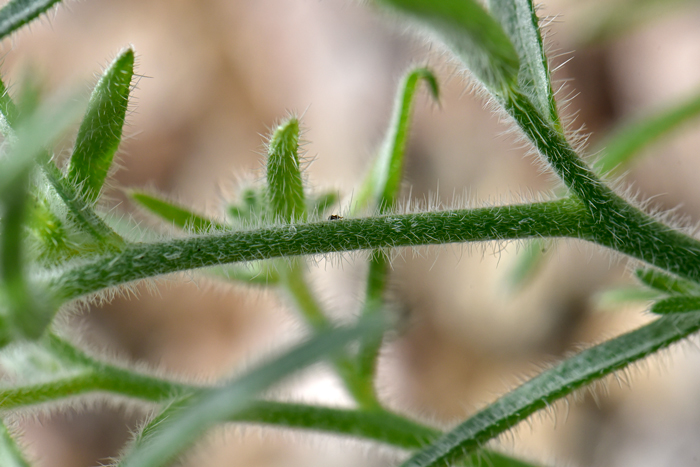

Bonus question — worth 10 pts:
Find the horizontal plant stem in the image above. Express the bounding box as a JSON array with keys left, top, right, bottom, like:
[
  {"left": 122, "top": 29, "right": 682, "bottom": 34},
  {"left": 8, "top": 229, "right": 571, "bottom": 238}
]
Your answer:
[
  {"left": 401, "top": 311, "right": 700, "bottom": 467},
  {"left": 0, "top": 370, "right": 195, "bottom": 411},
  {"left": 49, "top": 198, "right": 591, "bottom": 301}
]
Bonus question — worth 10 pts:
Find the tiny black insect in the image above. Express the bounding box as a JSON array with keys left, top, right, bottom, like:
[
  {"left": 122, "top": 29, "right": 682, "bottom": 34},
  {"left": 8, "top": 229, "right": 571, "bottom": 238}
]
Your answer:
[{"left": 328, "top": 214, "right": 343, "bottom": 221}]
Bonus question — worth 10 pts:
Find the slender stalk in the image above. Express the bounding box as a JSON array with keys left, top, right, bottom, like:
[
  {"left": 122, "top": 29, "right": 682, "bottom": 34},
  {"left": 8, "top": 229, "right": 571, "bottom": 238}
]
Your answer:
[
  {"left": 504, "top": 91, "right": 700, "bottom": 283},
  {"left": 48, "top": 198, "right": 592, "bottom": 301},
  {"left": 401, "top": 311, "right": 700, "bottom": 467}
]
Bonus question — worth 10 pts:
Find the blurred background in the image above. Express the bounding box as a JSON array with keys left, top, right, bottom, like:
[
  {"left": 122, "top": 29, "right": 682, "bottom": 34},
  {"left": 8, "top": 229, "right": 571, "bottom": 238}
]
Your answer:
[{"left": 3, "top": 0, "right": 700, "bottom": 465}]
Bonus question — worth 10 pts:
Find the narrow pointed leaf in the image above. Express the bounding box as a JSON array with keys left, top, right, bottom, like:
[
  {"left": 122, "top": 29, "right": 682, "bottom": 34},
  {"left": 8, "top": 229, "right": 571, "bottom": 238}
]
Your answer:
[
  {"left": 355, "top": 67, "right": 439, "bottom": 214},
  {"left": 0, "top": 76, "right": 18, "bottom": 137},
  {"left": 265, "top": 117, "right": 306, "bottom": 222},
  {"left": 376, "top": 0, "right": 519, "bottom": 94},
  {"left": 636, "top": 268, "right": 700, "bottom": 295},
  {"left": 67, "top": 48, "right": 134, "bottom": 204},
  {"left": 595, "top": 286, "right": 662, "bottom": 309},
  {"left": 401, "top": 312, "right": 700, "bottom": 467},
  {"left": 651, "top": 296, "right": 700, "bottom": 314},
  {"left": 119, "top": 318, "right": 382, "bottom": 467},
  {"left": 0, "top": 0, "right": 64, "bottom": 40},
  {"left": 131, "top": 191, "right": 224, "bottom": 233},
  {"left": 42, "top": 162, "right": 125, "bottom": 247},
  {"left": 488, "top": 0, "right": 559, "bottom": 126},
  {"left": 0, "top": 420, "right": 31, "bottom": 467},
  {"left": 594, "top": 89, "right": 700, "bottom": 175}
]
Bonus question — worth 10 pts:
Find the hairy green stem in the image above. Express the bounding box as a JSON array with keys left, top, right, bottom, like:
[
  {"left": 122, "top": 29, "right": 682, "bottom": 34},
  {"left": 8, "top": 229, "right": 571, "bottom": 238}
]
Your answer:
[
  {"left": 48, "top": 198, "right": 590, "bottom": 301},
  {"left": 505, "top": 92, "right": 700, "bottom": 283},
  {"left": 401, "top": 311, "right": 700, "bottom": 467}
]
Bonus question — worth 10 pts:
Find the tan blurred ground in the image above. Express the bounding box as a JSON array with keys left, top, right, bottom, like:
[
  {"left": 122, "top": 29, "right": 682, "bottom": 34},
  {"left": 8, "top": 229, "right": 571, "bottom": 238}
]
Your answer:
[{"left": 4, "top": 0, "right": 700, "bottom": 466}]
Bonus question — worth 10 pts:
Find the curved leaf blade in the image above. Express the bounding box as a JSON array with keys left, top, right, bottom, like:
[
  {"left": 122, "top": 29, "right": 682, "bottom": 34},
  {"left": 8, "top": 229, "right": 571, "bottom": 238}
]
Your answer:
[
  {"left": 68, "top": 48, "right": 134, "bottom": 204},
  {"left": 651, "top": 296, "right": 700, "bottom": 314},
  {"left": 401, "top": 312, "right": 700, "bottom": 467},
  {"left": 594, "top": 89, "right": 700, "bottom": 175},
  {"left": 354, "top": 67, "right": 439, "bottom": 215},
  {"left": 0, "top": 420, "right": 31, "bottom": 467},
  {"left": 118, "top": 318, "right": 382, "bottom": 467},
  {"left": 0, "top": 0, "right": 63, "bottom": 40},
  {"left": 488, "top": 0, "right": 559, "bottom": 126},
  {"left": 636, "top": 268, "right": 700, "bottom": 295},
  {"left": 376, "top": 0, "right": 519, "bottom": 94},
  {"left": 131, "top": 190, "right": 224, "bottom": 233}
]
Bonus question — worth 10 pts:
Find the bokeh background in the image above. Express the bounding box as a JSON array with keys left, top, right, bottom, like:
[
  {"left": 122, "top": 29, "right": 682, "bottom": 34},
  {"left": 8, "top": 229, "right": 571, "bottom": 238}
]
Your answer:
[{"left": 3, "top": 0, "right": 700, "bottom": 465}]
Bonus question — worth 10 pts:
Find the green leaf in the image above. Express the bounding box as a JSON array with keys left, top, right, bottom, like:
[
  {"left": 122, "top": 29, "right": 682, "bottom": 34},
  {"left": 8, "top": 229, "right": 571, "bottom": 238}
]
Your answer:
[
  {"left": 118, "top": 317, "right": 383, "bottom": 467},
  {"left": 594, "top": 89, "right": 700, "bottom": 175},
  {"left": 0, "top": 0, "right": 64, "bottom": 40},
  {"left": 376, "top": 0, "right": 519, "bottom": 94},
  {"left": 41, "top": 162, "right": 125, "bottom": 249},
  {"left": 227, "top": 187, "right": 265, "bottom": 224},
  {"left": 67, "top": 48, "right": 134, "bottom": 204},
  {"left": 488, "top": 0, "right": 559, "bottom": 127},
  {"left": 131, "top": 191, "right": 225, "bottom": 233},
  {"left": 265, "top": 117, "right": 307, "bottom": 223},
  {"left": 635, "top": 268, "right": 700, "bottom": 295},
  {"left": 354, "top": 67, "right": 439, "bottom": 214},
  {"left": 0, "top": 76, "right": 18, "bottom": 137},
  {"left": 0, "top": 420, "right": 31, "bottom": 467},
  {"left": 651, "top": 296, "right": 700, "bottom": 314},
  {"left": 595, "top": 286, "right": 662, "bottom": 310},
  {"left": 0, "top": 90, "right": 86, "bottom": 344},
  {"left": 504, "top": 238, "right": 549, "bottom": 292},
  {"left": 400, "top": 311, "right": 700, "bottom": 467}
]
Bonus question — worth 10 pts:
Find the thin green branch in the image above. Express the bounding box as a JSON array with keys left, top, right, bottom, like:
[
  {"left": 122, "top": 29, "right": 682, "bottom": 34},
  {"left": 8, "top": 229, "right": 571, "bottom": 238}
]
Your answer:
[
  {"left": 504, "top": 91, "right": 700, "bottom": 283},
  {"left": 118, "top": 318, "right": 382, "bottom": 467},
  {"left": 3, "top": 337, "right": 536, "bottom": 466},
  {"left": 48, "top": 198, "right": 591, "bottom": 302},
  {"left": 401, "top": 311, "right": 700, "bottom": 467},
  {"left": 594, "top": 88, "right": 700, "bottom": 175}
]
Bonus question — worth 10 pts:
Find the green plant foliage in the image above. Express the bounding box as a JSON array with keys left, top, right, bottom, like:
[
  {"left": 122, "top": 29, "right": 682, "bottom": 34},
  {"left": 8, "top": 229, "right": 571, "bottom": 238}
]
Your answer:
[
  {"left": 488, "top": 0, "right": 559, "bottom": 127},
  {"left": 0, "top": 0, "right": 64, "bottom": 40},
  {"left": 401, "top": 312, "right": 700, "bottom": 467},
  {"left": 376, "top": 0, "right": 519, "bottom": 94},
  {"left": 265, "top": 117, "right": 307, "bottom": 223},
  {"left": 594, "top": 88, "right": 700, "bottom": 175},
  {"left": 651, "top": 296, "right": 700, "bottom": 314},
  {"left": 131, "top": 191, "right": 225, "bottom": 233},
  {"left": 0, "top": 420, "right": 30, "bottom": 467},
  {"left": 118, "top": 317, "right": 383, "bottom": 467},
  {"left": 67, "top": 48, "right": 134, "bottom": 204},
  {"left": 2, "top": 0, "right": 700, "bottom": 465}
]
